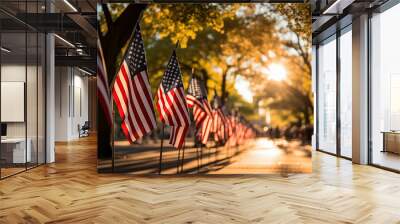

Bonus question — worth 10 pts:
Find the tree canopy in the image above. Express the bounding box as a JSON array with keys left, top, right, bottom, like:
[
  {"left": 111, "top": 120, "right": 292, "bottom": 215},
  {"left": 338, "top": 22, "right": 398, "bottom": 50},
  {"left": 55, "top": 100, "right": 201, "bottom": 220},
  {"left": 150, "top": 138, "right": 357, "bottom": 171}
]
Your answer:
[{"left": 99, "top": 3, "right": 312, "bottom": 133}]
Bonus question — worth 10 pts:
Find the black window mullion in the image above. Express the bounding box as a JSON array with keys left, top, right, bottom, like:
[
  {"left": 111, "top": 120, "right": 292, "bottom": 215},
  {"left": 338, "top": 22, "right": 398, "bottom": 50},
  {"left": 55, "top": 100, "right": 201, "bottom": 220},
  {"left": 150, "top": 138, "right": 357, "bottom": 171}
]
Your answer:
[
  {"left": 336, "top": 28, "right": 341, "bottom": 157},
  {"left": 25, "top": 0, "right": 28, "bottom": 171},
  {"left": 44, "top": 0, "right": 48, "bottom": 165},
  {"left": 367, "top": 11, "right": 373, "bottom": 165},
  {"left": 36, "top": 0, "right": 39, "bottom": 167},
  {"left": 315, "top": 45, "right": 319, "bottom": 151}
]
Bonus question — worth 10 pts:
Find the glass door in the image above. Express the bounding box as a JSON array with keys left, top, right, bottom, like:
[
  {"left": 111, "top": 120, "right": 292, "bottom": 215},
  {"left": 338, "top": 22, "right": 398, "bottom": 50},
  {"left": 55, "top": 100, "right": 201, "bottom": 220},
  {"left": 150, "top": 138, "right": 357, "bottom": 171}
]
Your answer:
[
  {"left": 339, "top": 26, "right": 352, "bottom": 158},
  {"left": 0, "top": 1, "right": 47, "bottom": 179},
  {"left": 1, "top": 31, "right": 28, "bottom": 178},
  {"left": 317, "top": 35, "right": 337, "bottom": 154},
  {"left": 370, "top": 3, "right": 400, "bottom": 171}
]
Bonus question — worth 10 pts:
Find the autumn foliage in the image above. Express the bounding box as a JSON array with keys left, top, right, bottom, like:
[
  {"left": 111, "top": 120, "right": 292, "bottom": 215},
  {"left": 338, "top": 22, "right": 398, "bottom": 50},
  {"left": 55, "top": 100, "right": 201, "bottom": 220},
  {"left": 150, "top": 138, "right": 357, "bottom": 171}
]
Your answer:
[{"left": 98, "top": 3, "right": 312, "bottom": 155}]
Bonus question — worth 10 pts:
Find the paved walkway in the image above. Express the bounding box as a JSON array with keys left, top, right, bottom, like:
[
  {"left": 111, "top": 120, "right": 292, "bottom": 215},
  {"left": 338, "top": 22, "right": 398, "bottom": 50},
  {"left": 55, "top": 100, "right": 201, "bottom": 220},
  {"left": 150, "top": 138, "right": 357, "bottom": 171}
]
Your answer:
[
  {"left": 212, "top": 138, "right": 312, "bottom": 174},
  {"left": 1, "top": 136, "right": 400, "bottom": 223},
  {"left": 99, "top": 137, "right": 311, "bottom": 174}
]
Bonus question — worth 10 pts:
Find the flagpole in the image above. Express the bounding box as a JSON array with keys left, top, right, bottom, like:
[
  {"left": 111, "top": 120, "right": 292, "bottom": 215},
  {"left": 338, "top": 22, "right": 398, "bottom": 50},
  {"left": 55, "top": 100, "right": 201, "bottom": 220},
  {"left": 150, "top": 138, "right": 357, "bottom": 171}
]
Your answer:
[
  {"left": 186, "top": 68, "right": 202, "bottom": 173},
  {"left": 188, "top": 68, "right": 201, "bottom": 173},
  {"left": 200, "top": 143, "right": 203, "bottom": 170},
  {"left": 196, "top": 144, "right": 200, "bottom": 172},
  {"left": 193, "top": 125, "right": 201, "bottom": 172},
  {"left": 225, "top": 139, "right": 228, "bottom": 161},
  {"left": 177, "top": 143, "right": 181, "bottom": 174},
  {"left": 158, "top": 124, "right": 165, "bottom": 175},
  {"left": 180, "top": 142, "right": 186, "bottom": 173},
  {"left": 112, "top": 108, "right": 115, "bottom": 173},
  {"left": 195, "top": 129, "right": 200, "bottom": 172},
  {"left": 226, "top": 136, "right": 230, "bottom": 160},
  {"left": 215, "top": 142, "right": 218, "bottom": 163},
  {"left": 209, "top": 146, "right": 211, "bottom": 164},
  {"left": 228, "top": 120, "right": 231, "bottom": 161}
]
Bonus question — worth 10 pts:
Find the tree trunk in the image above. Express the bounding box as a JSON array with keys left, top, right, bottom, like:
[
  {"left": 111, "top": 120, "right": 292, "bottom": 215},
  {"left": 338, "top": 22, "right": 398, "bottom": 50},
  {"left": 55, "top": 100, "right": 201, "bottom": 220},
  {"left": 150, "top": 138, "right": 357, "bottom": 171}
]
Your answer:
[
  {"left": 303, "top": 106, "right": 310, "bottom": 126},
  {"left": 200, "top": 69, "right": 209, "bottom": 94},
  {"left": 97, "top": 4, "right": 146, "bottom": 160},
  {"left": 102, "top": 4, "right": 147, "bottom": 85},
  {"left": 221, "top": 71, "right": 228, "bottom": 106}
]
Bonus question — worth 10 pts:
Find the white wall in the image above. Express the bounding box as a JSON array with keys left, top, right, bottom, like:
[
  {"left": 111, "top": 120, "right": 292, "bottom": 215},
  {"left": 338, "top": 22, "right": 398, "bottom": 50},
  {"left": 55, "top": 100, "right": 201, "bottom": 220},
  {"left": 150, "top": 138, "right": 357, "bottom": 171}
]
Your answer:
[
  {"left": 55, "top": 66, "right": 69, "bottom": 141},
  {"left": 1, "top": 65, "right": 26, "bottom": 142},
  {"left": 72, "top": 72, "right": 89, "bottom": 138},
  {"left": 54, "top": 66, "right": 89, "bottom": 141},
  {"left": 1, "top": 65, "right": 35, "bottom": 138},
  {"left": 1, "top": 63, "right": 46, "bottom": 164}
]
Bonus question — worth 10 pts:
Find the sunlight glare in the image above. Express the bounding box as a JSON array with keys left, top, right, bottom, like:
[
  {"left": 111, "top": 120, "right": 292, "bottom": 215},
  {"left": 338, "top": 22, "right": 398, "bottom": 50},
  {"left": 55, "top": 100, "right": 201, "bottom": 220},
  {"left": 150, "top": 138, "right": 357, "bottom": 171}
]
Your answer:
[
  {"left": 265, "top": 63, "right": 287, "bottom": 81},
  {"left": 235, "top": 76, "right": 253, "bottom": 103}
]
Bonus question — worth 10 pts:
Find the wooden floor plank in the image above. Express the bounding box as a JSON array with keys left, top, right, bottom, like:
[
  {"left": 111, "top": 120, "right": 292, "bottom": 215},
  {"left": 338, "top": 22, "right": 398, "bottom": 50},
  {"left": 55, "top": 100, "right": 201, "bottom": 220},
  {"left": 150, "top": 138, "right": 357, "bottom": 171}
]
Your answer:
[{"left": 0, "top": 135, "right": 400, "bottom": 223}]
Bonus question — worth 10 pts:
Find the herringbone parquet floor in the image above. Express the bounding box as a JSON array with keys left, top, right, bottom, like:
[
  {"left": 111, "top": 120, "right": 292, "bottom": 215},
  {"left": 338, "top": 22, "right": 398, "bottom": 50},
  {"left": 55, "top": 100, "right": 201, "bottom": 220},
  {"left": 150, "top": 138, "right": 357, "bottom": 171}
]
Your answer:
[{"left": 1, "top": 136, "right": 400, "bottom": 223}]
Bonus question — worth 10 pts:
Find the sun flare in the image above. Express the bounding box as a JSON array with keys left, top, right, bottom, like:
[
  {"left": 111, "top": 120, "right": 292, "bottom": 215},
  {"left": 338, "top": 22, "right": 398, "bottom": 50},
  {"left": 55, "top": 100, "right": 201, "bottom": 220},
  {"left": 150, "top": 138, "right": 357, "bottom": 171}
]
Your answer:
[
  {"left": 235, "top": 76, "right": 253, "bottom": 103},
  {"left": 265, "top": 63, "right": 287, "bottom": 81}
]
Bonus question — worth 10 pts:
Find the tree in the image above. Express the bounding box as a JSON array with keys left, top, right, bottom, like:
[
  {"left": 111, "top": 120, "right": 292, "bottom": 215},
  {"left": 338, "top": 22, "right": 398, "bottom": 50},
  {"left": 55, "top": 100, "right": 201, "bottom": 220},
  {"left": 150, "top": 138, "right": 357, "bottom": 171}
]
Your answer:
[
  {"left": 142, "top": 4, "right": 282, "bottom": 107},
  {"left": 274, "top": 3, "right": 312, "bottom": 75},
  {"left": 252, "top": 3, "right": 313, "bottom": 127},
  {"left": 98, "top": 4, "right": 146, "bottom": 158},
  {"left": 98, "top": 3, "right": 313, "bottom": 148},
  {"left": 97, "top": 3, "right": 246, "bottom": 156}
]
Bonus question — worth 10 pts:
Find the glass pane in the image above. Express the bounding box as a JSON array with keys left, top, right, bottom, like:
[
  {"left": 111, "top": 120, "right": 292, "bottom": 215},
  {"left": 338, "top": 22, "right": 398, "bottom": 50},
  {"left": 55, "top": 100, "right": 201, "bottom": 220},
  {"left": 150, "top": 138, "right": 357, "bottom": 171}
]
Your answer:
[
  {"left": 38, "top": 33, "right": 45, "bottom": 165},
  {"left": 27, "top": 31, "right": 38, "bottom": 169},
  {"left": 0, "top": 1, "right": 46, "bottom": 178},
  {"left": 1, "top": 31, "right": 27, "bottom": 177},
  {"left": 340, "top": 29, "right": 352, "bottom": 158},
  {"left": 371, "top": 4, "right": 400, "bottom": 171},
  {"left": 317, "top": 37, "right": 337, "bottom": 154},
  {"left": 74, "top": 69, "right": 89, "bottom": 139},
  {"left": 0, "top": 1, "right": 29, "bottom": 32}
]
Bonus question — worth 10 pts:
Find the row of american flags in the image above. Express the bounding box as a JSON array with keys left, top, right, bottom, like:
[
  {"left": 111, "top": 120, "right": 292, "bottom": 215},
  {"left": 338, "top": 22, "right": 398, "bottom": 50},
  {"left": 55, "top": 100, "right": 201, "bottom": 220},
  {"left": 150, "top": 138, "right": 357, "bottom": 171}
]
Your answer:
[{"left": 98, "top": 24, "right": 255, "bottom": 150}]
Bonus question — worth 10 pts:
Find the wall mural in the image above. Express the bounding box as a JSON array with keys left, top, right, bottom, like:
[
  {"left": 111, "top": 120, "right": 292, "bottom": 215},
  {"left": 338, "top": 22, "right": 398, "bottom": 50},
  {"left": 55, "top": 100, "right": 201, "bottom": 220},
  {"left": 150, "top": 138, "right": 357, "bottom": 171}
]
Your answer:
[{"left": 97, "top": 3, "right": 312, "bottom": 175}]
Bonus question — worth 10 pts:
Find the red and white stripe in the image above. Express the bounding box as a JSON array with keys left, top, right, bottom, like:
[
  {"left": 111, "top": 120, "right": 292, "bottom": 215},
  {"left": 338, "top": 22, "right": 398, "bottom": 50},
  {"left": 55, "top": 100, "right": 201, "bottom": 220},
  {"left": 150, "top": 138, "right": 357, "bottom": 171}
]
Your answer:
[
  {"left": 211, "top": 110, "right": 221, "bottom": 142},
  {"left": 186, "top": 94, "right": 197, "bottom": 108},
  {"left": 237, "top": 123, "right": 245, "bottom": 145},
  {"left": 97, "top": 41, "right": 112, "bottom": 126},
  {"left": 157, "top": 86, "right": 190, "bottom": 148},
  {"left": 112, "top": 61, "right": 157, "bottom": 143},
  {"left": 227, "top": 116, "right": 233, "bottom": 138},
  {"left": 228, "top": 116, "right": 238, "bottom": 146},
  {"left": 199, "top": 101, "right": 213, "bottom": 144},
  {"left": 216, "top": 109, "right": 227, "bottom": 141},
  {"left": 186, "top": 95, "right": 207, "bottom": 128}
]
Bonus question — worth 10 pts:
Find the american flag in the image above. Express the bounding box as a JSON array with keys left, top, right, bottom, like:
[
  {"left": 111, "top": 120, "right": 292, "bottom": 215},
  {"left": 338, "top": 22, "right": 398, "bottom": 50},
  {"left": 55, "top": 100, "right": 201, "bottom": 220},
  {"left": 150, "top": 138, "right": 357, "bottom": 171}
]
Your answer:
[
  {"left": 187, "top": 80, "right": 213, "bottom": 145},
  {"left": 237, "top": 122, "right": 245, "bottom": 145},
  {"left": 211, "top": 94, "right": 227, "bottom": 142},
  {"left": 212, "top": 108, "right": 227, "bottom": 142},
  {"left": 199, "top": 101, "right": 213, "bottom": 144},
  {"left": 97, "top": 40, "right": 112, "bottom": 126},
  {"left": 156, "top": 50, "right": 190, "bottom": 149},
  {"left": 227, "top": 115, "right": 238, "bottom": 146},
  {"left": 112, "top": 25, "right": 157, "bottom": 143},
  {"left": 226, "top": 115, "right": 233, "bottom": 138},
  {"left": 186, "top": 77, "right": 208, "bottom": 129}
]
